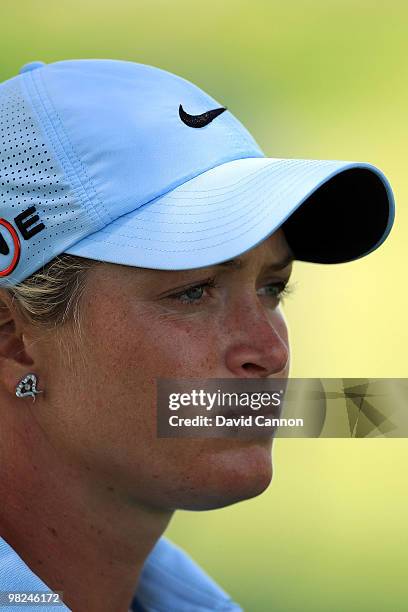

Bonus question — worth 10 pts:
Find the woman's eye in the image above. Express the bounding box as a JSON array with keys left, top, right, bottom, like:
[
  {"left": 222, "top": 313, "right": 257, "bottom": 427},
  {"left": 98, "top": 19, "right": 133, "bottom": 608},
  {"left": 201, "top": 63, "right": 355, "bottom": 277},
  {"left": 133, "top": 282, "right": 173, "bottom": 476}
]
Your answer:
[
  {"left": 258, "top": 281, "right": 294, "bottom": 302},
  {"left": 171, "top": 279, "right": 218, "bottom": 305},
  {"left": 168, "top": 279, "right": 295, "bottom": 306}
]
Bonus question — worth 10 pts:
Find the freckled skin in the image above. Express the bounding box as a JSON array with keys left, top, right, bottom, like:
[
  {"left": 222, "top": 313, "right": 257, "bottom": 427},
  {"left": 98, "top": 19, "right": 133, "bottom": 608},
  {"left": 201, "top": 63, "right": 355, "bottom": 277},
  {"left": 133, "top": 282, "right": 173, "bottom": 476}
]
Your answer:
[
  {"left": 0, "top": 229, "right": 293, "bottom": 611},
  {"left": 38, "top": 230, "right": 292, "bottom": 511}
]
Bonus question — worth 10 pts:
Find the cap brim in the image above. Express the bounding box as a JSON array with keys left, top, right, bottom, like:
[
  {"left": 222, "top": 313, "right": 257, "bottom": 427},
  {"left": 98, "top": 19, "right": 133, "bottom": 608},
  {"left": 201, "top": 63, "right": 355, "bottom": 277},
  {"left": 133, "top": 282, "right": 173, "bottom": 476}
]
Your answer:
[{"left": 64, "top": 157, "right": 395, "bottom": 269}]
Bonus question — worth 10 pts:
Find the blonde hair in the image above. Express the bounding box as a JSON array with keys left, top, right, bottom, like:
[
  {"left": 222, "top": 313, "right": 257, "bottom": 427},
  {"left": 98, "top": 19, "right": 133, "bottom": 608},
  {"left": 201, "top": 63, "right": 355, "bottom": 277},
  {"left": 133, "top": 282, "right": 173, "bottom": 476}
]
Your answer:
[{"left": 0, "top": 254, "right": 102, "bottom": 364}]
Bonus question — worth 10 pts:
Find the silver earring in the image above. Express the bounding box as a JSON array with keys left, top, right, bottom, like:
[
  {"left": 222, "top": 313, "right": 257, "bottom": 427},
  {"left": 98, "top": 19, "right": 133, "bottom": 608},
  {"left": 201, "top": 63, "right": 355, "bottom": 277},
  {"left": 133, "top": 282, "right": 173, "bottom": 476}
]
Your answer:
[{"left": 15, "top": 373, "right": 44, "bottom": 403}]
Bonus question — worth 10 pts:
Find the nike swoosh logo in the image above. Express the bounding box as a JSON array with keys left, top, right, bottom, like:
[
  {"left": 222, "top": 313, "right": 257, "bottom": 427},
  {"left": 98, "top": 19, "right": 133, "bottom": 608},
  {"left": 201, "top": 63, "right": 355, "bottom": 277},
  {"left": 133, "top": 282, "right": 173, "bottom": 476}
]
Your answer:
[{"left": 179, "top": 104, "right": 227, "bottom": 128}]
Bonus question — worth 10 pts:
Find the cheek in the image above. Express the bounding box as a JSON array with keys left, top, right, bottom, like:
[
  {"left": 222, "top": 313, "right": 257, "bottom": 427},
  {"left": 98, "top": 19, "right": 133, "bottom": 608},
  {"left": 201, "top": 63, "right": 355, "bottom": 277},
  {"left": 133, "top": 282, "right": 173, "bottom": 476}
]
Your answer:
[
  {"left": 112, "top": 313, "right": 221, "bottom": 378},
  {"left": 82, "top": 308, "right": 221, "bottom": 446}
]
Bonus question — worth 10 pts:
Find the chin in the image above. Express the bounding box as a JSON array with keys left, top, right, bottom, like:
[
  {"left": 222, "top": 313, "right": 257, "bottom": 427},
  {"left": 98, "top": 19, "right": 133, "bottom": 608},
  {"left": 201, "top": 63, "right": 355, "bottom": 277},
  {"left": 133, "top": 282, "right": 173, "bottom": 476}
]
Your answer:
[{"left": 178, "top": 439, "right": 274, "bottom": 511}]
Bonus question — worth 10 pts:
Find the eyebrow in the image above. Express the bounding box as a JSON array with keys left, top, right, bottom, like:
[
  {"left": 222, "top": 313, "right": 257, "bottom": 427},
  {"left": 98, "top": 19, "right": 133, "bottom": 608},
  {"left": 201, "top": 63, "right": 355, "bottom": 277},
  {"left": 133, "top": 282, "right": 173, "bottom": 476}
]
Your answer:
[{"left": 215, "top": 253, "right": 294, "bottom": 272}]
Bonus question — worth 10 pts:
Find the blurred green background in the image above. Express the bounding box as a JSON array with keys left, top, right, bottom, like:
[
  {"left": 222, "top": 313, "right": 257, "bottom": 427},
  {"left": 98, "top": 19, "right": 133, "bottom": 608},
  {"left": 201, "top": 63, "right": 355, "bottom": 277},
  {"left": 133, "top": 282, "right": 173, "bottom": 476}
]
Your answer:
[{"left": 1, "top": 1, "right": 407, "bottom": 610}]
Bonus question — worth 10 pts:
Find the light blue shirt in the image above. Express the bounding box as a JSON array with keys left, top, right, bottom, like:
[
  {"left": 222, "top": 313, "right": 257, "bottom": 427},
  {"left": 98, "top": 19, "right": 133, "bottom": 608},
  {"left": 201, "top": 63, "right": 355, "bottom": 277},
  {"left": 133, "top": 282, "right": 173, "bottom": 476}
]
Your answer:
[{"left": 0, "top": 535, "right": 243, "bottom": 611}]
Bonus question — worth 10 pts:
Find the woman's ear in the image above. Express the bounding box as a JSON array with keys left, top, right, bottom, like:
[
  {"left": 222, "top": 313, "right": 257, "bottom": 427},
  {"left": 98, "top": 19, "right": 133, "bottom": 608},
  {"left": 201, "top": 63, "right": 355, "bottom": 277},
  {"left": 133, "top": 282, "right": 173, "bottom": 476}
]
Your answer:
[{"left": 0, "top": 291, "right": 35, "bottom": 396}]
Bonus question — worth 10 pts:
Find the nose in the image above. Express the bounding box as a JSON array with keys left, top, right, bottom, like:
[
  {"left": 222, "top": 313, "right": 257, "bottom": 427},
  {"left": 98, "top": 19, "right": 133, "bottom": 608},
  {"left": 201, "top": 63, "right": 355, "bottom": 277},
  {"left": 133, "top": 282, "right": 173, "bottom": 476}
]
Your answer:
[{"left": 224, "top": 302, "right": 289, "bottom": 379}]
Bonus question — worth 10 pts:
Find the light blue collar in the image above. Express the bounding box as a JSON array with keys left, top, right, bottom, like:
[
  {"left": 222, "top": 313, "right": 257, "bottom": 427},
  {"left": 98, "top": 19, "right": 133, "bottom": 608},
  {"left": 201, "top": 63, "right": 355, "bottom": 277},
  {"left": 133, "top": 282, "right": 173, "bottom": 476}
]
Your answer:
[{"left": 0, "top": 535, "right": 242, "bottom": 611}]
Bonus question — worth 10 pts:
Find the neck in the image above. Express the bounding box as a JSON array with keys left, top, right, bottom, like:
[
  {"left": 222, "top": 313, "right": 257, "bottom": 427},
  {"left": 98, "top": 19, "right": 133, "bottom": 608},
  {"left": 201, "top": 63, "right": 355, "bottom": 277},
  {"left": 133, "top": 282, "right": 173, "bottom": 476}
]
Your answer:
[{"left": 0, "top": 401, "right": 173, "bottom": 612}]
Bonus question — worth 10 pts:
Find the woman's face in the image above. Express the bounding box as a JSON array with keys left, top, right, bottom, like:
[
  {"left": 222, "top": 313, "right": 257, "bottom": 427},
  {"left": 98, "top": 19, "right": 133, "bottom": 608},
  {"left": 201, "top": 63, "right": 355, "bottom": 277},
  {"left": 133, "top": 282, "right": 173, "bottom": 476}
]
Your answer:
[{"left": 37, "top": 229, "right": 293, "bottom": 511}]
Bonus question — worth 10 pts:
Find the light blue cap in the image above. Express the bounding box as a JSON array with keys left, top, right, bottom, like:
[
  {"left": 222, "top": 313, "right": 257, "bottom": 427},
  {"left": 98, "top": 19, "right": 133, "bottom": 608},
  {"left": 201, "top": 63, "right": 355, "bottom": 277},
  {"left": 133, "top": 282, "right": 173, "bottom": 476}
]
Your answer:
[{"left": 0, "top": 59, "right": 395, "bottom": 286}]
